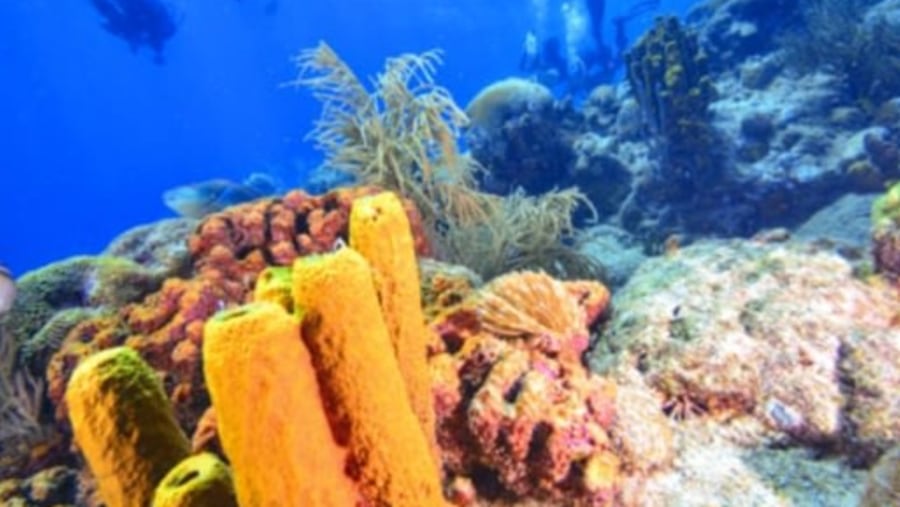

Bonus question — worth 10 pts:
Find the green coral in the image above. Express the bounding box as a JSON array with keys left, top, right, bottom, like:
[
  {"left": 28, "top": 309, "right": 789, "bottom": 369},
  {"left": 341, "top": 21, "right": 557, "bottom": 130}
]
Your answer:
[
  {"left": 625, "top": 16, "right": 719, "bottom": 197},
  {"left": 871, "top": 182, "right": 900, "bottom": 233},
  {"left": 4, "top": 256, "right": 165, "bottom": 369}
]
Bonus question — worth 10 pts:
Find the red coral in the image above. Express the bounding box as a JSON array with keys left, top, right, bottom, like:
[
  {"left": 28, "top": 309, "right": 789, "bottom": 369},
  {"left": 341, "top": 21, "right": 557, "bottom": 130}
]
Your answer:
[{"left": 189, "top": 186, "right": 431, "bottom": 291}]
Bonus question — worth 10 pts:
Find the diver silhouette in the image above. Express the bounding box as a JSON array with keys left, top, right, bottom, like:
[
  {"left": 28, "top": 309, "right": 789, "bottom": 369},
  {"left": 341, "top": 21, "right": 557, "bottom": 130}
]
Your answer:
[
  {"left": 520, "top": 0, "right": 660, "bottom": 93},
  {"left": 89, "top": 0, "right": 178, "bottom": 64}
]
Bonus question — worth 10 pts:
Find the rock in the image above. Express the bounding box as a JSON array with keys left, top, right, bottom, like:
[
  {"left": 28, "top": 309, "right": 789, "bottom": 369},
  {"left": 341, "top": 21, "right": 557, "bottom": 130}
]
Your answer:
[
  {"left": 860, "top": 445, "right": 900, "bottom": 507},
  {"left": 592, "top": 239, "right": 900, "bottom": 461}
]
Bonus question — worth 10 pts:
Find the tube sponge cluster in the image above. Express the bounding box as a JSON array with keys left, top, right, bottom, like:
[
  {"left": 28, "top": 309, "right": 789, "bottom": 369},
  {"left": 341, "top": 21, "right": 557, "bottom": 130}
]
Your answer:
[
  {"left": 203, "top": 302, "right": 359, "bottom": 506},
  {"left": 205, "top": 191, "right": 445, "bottom": 506},
  {"left": 65, "top": 191, "right": 444, "bottom": 506}
]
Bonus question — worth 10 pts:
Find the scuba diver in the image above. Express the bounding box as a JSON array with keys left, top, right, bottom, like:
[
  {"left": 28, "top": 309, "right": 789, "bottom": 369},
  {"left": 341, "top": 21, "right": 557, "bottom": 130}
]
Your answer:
[
  {"left": 520, "top": 0, "right": 660, "bottom": 94},
  {"left": 89, "top": 0, "right": 178, "bottom": 64}
]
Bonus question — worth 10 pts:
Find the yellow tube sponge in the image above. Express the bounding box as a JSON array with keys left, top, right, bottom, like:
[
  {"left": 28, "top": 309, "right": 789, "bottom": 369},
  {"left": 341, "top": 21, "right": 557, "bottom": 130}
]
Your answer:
[
  {"left": 65, "top": 346, "right": 190, "bottom": 507},
  {"left": 293, "top": 248, "right": 445, "bottom": 506},
  {"left": 349, "top": 191, "right": 437, "bottom": 444},
  {"left": 202, "top": 302, "right": 358, "bottom": 506},
  {"left": 152, "top": 453, "right": 237, "bottom": 507}
]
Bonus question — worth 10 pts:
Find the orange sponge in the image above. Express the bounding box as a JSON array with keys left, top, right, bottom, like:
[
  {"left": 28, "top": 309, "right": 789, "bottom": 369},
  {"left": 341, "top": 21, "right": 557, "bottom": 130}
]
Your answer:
[
  {"left": 293, "top": 248, "right": 445, "bottom": 506},
  {"left": 202, "top": 302, "right": 358, "bottom": 506},
  {"left": 349, "top": 191, "right": 437, "bottom": 447},
  {"left": 65, "top": 347, "right": 190, "bottom": 507}
]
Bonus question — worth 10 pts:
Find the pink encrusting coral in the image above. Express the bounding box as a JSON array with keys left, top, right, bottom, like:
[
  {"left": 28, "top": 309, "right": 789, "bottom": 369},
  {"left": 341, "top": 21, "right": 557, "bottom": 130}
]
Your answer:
[{"left": 429, "top": 271, "right": 619, "bottom": 504}]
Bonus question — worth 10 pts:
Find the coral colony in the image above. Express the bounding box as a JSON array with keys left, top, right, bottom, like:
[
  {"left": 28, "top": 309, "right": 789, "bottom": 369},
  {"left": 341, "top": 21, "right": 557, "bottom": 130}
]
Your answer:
[{"left": 2, "top": 1, "right": 900, "bottom": 505}]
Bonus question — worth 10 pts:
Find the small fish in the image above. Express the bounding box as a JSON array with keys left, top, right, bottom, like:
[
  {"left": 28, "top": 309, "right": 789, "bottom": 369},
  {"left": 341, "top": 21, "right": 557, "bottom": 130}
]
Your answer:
[
  {"left": 163, "top": 173, "right": 279, "bottom": 219},
  {"left": 0, "top": 264, "right": 16, "bottom": 316}
]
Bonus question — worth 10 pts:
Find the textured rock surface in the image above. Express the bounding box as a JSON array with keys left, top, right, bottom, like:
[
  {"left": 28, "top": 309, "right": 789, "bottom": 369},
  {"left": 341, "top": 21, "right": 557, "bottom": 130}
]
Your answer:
[{"left": 591, "top": 239, "right": 900, "bottom": 503}]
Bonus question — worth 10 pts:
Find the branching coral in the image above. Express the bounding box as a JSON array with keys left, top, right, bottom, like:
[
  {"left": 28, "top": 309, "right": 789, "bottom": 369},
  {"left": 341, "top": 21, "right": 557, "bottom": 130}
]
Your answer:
[
  {"left": 287, "top": 41, "right": 489, "bottom": 228},
  {"left": 0, "top": 325, "right": 55, "bottom": 478},
  {"left": 289, "top": 42, "right": 600, "bottom": 281},
  {"left": 439, "top": 188, "right": 604, "bottom": 281}
]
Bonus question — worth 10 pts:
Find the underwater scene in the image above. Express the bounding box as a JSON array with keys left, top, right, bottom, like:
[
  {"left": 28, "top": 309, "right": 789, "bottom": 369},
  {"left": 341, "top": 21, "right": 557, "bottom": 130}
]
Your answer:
[{"left": 2, "top": 0, "right": 900, "bottom": 505}]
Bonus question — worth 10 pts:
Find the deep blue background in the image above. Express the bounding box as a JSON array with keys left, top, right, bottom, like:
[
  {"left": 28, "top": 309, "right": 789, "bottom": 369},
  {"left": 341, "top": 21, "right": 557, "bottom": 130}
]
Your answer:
[{"left": 0, "top": 0, "right": 691, "bottom": 275}]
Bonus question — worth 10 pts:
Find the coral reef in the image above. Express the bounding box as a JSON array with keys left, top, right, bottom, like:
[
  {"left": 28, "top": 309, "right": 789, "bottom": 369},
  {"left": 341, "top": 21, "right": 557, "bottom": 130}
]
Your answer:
[
  {"left": 6, "top": 256, "right": 166, "bottom": 372},
  {"left": 686, "top": 0, "right": 802, "bottom": 67},
  {"left": 780, "top": 0, "right": 900, "bottom": 110},
  {"left": 430, "top": 270, "right": 620, "bottom": 504},
  {"left": 456, "top": 1, "right": 900, "bottom": 258},
  {"left": 8, "top": 17, "right": 900, "bottom": 504},
  {"left": 188, "top": 184, "right": 430, "bottom": 292},
  {"left": 625, "top": 16, "right": 720, "bottom": 198},
  {"left": 292, "top": 43, "right": 599, "bottom": 280},
  {"left": 5, "top": 184, "right": 897, "bottom": 506},
  {"left": 44, "top": 186, "right": 428, "bottom": 435}
]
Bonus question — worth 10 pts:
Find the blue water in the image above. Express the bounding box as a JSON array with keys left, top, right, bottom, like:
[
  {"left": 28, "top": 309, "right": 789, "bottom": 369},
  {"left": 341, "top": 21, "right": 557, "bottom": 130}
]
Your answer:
[{"left": 0, "top": 0, "right": 691, "bottom": 276}]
